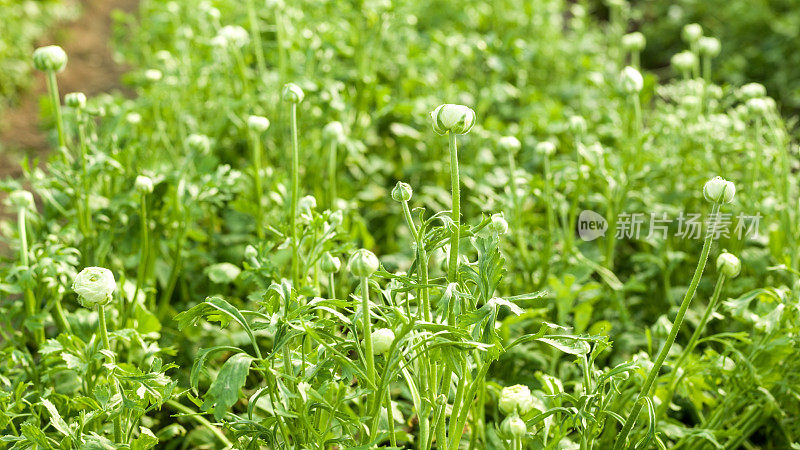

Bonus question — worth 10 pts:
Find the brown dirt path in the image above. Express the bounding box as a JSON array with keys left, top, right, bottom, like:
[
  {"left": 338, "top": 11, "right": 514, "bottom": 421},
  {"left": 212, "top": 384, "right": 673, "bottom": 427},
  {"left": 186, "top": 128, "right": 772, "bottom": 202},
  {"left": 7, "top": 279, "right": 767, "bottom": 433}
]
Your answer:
[{"left": 0, "top": 0, "right": 139, "bottom": 178}]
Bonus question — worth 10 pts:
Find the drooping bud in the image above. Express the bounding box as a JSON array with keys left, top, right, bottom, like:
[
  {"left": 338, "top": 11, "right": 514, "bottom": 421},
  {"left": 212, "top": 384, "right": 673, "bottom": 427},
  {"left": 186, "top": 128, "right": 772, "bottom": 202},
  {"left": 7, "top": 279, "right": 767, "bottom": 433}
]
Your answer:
[
  {"left": 33, "top": 45, "right": 67, "bottom": 72},
  {"left": 8, "top": 190, "right": 35, "bottom": 210},
  {"left": 391, "top": 181, "right": 413, "bottom": 202},
  {"left": 321, "top": 252, "right": 341, "bottom": 274},
  {"left": 430, "top": 104, "right": 476, "bottom": 135},
  {"left": 348, "top": 249, "right": 379, "bottom": 277},
  {"left": 72, "top": 267, "right": 117, "bottom": 308},
  {"left": 282, "top": 83, "right": 305, "bottom": 103},
  {"left": 703, "top": 176, "right": 735, "bottom": 204},
  {"left": 247, "top": 115, "right": 270, "bottom": 132}
]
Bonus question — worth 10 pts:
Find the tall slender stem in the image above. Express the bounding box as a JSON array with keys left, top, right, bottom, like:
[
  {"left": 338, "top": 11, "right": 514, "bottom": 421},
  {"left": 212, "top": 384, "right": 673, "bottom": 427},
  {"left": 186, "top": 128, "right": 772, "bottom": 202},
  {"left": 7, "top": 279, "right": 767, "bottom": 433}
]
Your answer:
[
  {"left": 613, "top": 202, "right": 721, "bottom": 449},
  {"left": 290, "top": 103, "right": 300, "bottom": 287},
  {"left": 98, "top": 305, "right": 123, "bottom": 442},
  {"left": 328, "top": 141, "right": 338, "bottom": 209},
  {"left": 45, "top": 70, "right": 66, "bottom": 149},
  {"left": 447, "top": 133, "right": 460, "bottom": 282},
  {"left": 251, "top": 131, "right": 264, "bottom": 239},
  {"left": 361, "top": 277, "right": 375, "bottom": 385}
]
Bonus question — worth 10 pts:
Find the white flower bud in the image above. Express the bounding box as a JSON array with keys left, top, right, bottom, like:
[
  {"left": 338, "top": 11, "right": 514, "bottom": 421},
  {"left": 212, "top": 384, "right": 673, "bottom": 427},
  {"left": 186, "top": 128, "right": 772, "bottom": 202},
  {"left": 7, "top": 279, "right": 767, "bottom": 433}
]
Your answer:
[
  {"left": 8, "top": 190, "right": 35, "bottom": 210},
  {"left": 499, "top": 384, "right": 536, "bottom": 416},
  {"left": 298, "top": 195, "right": 317, "bottom": 214},
  {"left": 621, "top": 32, "right": 646, "bottom": 52},
  {"left": 321, "top": 252, "right": 341, "bottom": 274},
  {"left": 501, "top": 415, "right": 527, "bottom": 438},
  {"left": 371, "top": 328, "right": 395, "bottom": 354},
  {"left": 186, "top": 134, "right": 211, "bottom": 153},
  {"left": 536, "top": 141, "right": 556, "bottom": 156},
  {"left": 740, "top": 83, "right": 766, "bottom": 99},
  {"left": 72, "top": 267, "right": 116, "bottom": 308},
  {"left": 746, "top": 97, "right": 769, "bottom": 114},
  {"left": 490, "top": 213, "right": 509, "bottom": 235},
  {"left": 282, "top": 83, "right": 305, "bottom": 103},
  {"left": 144, "top": 69, "right": 163, "bottom": 82},
  {"left": 247, "top": 115, "right": 270, "bottom": 132},
  {"left": 65, "top": 92, "right": 87, "bottom": 109},
  {"left": 498, "top": 136, "right": 521, "bottom": 153},
  {"left": 703, "top": 176, "right": 735, "bottom": 204},
  {"left": 430, "top": 104, "right": 477, "bottom": 135},
  {"left": 244, "top": 245, "right": 258, "bottom": 261},
  {"left": 135, "top": 175, "right": 154, "bottom": 194},
  {"left": 33, "top": 45, "right": 67, "bottom": 72},
  {"left": 568, "top": 115, "right": 588, "bottom": 136},
  {"left": 348, "top": 249, "right": 379, "bottom": 277},
  {"left": 620, "top": 66, "right": 643, "bottom": 94},
  {"left": 671, "top": 51, "right": 697, "bottom": 73},
  {"left": 216, "top": 25, "right": 249, "bottom": 48},
  {"left": 682, "top": 23, "right": 703, "bottom": 43},
  {"left": 391, "top": 181, "right": 413, "bottom": 202},
  {"left": 716, "top": 252, "right": 741, "bottom": 278},
  {"left": 126, "top": 112, "right": 142, "bottom": 125},
  {"left": 698, "top": 37, "right": 721, "bottom": 57},
  {"left": 322, "top": 121, "right": 346, "bottom": 142}
]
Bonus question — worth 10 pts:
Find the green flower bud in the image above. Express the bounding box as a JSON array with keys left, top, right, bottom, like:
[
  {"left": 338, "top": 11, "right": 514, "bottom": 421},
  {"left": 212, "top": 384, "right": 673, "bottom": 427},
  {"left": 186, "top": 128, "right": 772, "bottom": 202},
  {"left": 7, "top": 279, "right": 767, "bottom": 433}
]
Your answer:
[
  {"left": 135, "top": 175, "right": 154, "bottom": 194},
  {"left": 186, "top": 134, "right": 211, "bottom": 153},
  {"left": 499, "top": 384, "right": 536, "bottom": 416},
  {"left": 125, "top": 112, "right": 142, "bottom": 125},
  {"left": 621, "top": 32, "right": 646, "bottom": 52},
  {"left": 282, "top": 83, "right": 305, "bottom": 103},
  {"left": 490, "top": 213, "right": 509, "bottom": 235},
  {"left": 217, "top": 25, "right": 249, "bottom": 48},
  {"left": 682, "top": 23, "right": 703, "bottom": 43},
  {"left": 391, "top": 181, "right": 413, "bottom": 202},
  {"left": 348, "top": 249, "right": 379, "bottom": 277},
  {"left": 8, "top": 190, "right": 35, "bottom": 210},
  {"left": 247, "top": 115, "right": 270, "bottom": 132},
  {"left": 501, "top": 415, "right": 527, "bottom": 438},
  {"left": 620, "top": 66, "right": 643, "bottom": 94},
  {"left": 65, "top": 92, "right": 87, "bottom": 109},
  {"left": 671, "top": 51, "right": 697, "bottom": 73},
  {"left": 498, "top": 136, "right": 521, "bottom": 153},
  {"left": 703, "top": 176, "right": 735, "bottom": 204},
  {"left": 430, "top": 104, "right": 476, "bottom": 135},
  {"left": 323, "top": 121, "right": 346, "bottom": 142},
  {"left": 72, "top": 267, "right": 116, "bottom": 308},
  {"left": 321, "top": 252, "right": 341, "bottom": 273},
  {"left": 698, "top": 36, "right": 721, "bottom": 57},
  {"left": 33, "top": 45, "right": 67, "bottom": 72},
  {"left": 244, "top": 245, "right": 258, "bottom": 261},
  {"left": 371, "top": 328, "right": 395, "bottom": 354},
  {"left": 568, "top": 115, "right": 588, "bottom": 136},
  {"left": 716, "top": 252, "right": 741, "bottom": 278}
]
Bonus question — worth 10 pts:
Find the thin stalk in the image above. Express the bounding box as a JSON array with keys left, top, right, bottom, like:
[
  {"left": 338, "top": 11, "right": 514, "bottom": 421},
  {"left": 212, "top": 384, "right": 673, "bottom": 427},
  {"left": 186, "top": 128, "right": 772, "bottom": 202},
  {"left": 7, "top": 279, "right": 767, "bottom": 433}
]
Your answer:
[
  {"left": 447, "top": 132, "right": 460, "bottom": 282},
  {"left": 328, "top": 141, "right": 338, "bottom": 209},
  {"left": 657, "top": 274, "right": 728, "bottom": 420},
  {"left": 361, "top": 277, "right": 376, "bottom": 386},
  {"left": 538, "top": 153, "right": 556, "bottom": 288},
  {"left": 98, "top": 305, "right": 123, "bottom": 442},
  {"left": 612, "top": 202, "right": 721, "bottom": 449},
  {"left": 165, "top": 399, "right": 233, "bottom": 448},
  {"left": 386, "top": 391, "right": 396, "bottom": 447},
  {"left": 251, "top": 130, "right": 265, "bottom": 239},
  {"left": 400, "top": 200, "right": 430, "bottom": 321},
  {"left": 45, "top": 70, "right": 66, "bottom": 149},
  {"left": 129, "top": 193, "right": 149, "bottom": 323},
  {"left": 290, "top": 103, "right": 300, "bottom": 287},
  {"left": 18, "top": 208, "right": 44, "bottom": 345},
  {"left": 506, "top": 149, "right": 530, "bottom": 279}
]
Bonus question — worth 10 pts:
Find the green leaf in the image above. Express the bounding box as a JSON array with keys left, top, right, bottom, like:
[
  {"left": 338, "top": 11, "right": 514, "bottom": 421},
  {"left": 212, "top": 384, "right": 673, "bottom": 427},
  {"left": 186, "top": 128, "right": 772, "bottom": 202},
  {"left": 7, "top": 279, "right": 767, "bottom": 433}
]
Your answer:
[
  {"left": 41, "top": 398, "right": 74, "bottom": 440},
  {"left": 202, "top": 352, "right": 254, "bottom": 420},
  {"left": 537, "top": 336, "right": 592, "bottom": 355},
  {"left": 191, "top": 346, "right": 244, "bottom": 393},
  {"left": 131, "top": 427, "right": 159, "bottom": 450}
]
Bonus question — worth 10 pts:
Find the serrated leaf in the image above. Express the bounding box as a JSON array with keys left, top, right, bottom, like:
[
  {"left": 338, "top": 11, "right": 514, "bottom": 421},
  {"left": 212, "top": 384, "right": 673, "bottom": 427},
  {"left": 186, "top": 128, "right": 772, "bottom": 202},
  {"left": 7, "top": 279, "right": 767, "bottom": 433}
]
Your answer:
[
  {"left": 131, "top": 427, "right": 158, "bottom": 450},
  {"left": 41, "top": 398, "right": 73, "bottom": 439}
]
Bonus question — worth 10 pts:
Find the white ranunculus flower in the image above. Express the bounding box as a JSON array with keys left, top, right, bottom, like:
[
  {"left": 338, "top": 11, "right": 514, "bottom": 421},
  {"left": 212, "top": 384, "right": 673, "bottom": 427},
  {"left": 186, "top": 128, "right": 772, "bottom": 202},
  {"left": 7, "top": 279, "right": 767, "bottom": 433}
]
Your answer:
[
  {"left": 499, "top": 384, "right": 538, "bottom": 416},
  {"left": 72, "top": 267, "right": 117, "bottom": 307}
]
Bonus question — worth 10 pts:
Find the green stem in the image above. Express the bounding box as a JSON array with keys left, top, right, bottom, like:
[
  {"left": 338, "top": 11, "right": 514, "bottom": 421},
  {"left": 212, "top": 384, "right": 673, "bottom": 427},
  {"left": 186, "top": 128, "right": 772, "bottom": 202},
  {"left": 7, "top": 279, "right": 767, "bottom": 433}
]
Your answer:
[
  {"left": 361, "top": 277, "right": 375, "bottom": 386},
  {"left": 613, "top": 202, "right": 721, "bottom": 449},
  {"left": 538, "top": 154, "right": 555, "bottom": 288},
  {"left": 19, "top": 208, "right": 44, "bottom": 345},
  {"left": 329, "top": 141, "right": 338, "bottom": 209},
  {"left": 45, "top": 70, "right": 66, "bottom": 149},
  {"left": 507, "top": 149, "right": 530, "bottom": 279},
  {"left": 401, "top": 200, "right": 430, "bottom": 321},
  {"left": 246, "top": 0, "right": 267, "bottom": 79},
  {"left": 98, "top": 305, "right": 123, "bottom": 442},
  {"left": 165, "top": 399, "right": 233, "bottom": 448},
  {"left": 447, "top": 132, "right": 460, "bottom": 282},
  {"left": 251, "top": 130, "right": 265, "bottom": 239},
  {"left": 290, "top": 103, "right": 300, "bottom": 287}
]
